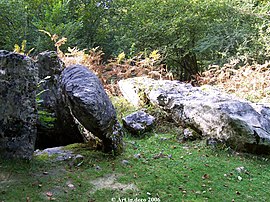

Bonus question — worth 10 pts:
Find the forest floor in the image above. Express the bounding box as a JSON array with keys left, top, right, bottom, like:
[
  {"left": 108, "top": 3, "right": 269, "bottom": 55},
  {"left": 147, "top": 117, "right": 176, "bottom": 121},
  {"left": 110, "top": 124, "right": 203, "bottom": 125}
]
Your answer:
[{"left": 1, "top": 97, "right": 270, "bottom": 202}]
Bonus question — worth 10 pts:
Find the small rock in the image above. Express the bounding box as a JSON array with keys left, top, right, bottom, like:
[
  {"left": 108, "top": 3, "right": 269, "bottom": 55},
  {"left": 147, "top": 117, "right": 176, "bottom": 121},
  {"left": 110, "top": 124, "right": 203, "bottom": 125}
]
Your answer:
[
  {"left": 122, "top": 111, "right": 155, "bottom": 136},
  {"left": 153, "top": 152, "right": 166, "bottom": 159},
  {"left": 67, "top": 183, "right": 75, "bottom": 189},
  {"left": 46, "top": 192, "right": 53, "bottom": 197},
  {"left": 134, "top": 153, "right": 141, "bottom": 159},
  {"left": 235, "top": 166, "right": 246, "bottom": 173},
  {"left": 206, "top": 138, "right": 219, "bottom": 147},
  {"left": 121, "top": 160, "right": 129, "bottom": 165}
]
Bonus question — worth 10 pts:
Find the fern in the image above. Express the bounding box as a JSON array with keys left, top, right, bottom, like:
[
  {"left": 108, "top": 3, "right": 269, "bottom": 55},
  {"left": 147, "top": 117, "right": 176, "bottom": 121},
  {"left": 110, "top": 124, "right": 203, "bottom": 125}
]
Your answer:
[
  {"left": 117, "top": 52, "right": 126, "bottom": 64},
  {"left": 13, "top": 40, "right": 34, "bottom": 55},
  {"left": 39, "top": 29, "right": 67, "bottom": 56}
]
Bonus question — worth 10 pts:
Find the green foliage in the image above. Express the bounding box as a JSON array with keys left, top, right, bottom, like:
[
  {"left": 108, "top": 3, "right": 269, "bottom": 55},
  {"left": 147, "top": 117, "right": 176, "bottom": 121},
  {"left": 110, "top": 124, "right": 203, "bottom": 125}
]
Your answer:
[
  {"left": 36, "top": 77, "right": 56, "bottom": 128},
  {"left": 106, "top": 0, "right": 270, "bottom": 78},
  {"left": 13, "top": 40, "right": 34, "bottom": 55},
  {"left": 2, "top": 0, "right": 270, "bottom": 78},
  {"left": 37, "top": 110, "right": 56, "bottom": 128},
  {"left": 0, "top": 0, "right": 28, "bottom": 51}
]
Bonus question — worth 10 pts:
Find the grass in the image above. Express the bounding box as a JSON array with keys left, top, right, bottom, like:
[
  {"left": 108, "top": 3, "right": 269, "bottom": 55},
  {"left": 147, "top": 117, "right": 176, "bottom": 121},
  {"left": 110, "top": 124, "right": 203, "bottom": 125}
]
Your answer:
[
  {"left": 1, "top": 97, "right": 270, "bottom": 202},
  {"left": 1, "top": 133, "right": 270, "bottom": 201}
]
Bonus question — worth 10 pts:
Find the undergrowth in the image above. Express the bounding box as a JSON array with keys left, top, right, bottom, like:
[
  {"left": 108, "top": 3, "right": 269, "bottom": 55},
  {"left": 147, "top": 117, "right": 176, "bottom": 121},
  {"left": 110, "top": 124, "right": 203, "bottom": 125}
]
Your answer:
[
  {"left": 38, "top": 30, "right": 270, "bottom": 104},
  {"left": 198, "top": 60, "right": 270, "bottom": 103},
  {"left": 39, "top": 31, "right": 173, "bottom": 95},
  {"left": 60, "top": 47, "right": 173, "bottom": 95}
]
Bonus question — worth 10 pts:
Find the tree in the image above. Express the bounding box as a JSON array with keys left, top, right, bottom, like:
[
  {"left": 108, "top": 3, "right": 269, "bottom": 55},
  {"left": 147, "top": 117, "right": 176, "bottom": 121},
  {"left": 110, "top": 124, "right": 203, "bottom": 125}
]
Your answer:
[
  {"left": 104, "top": 0, "right": 270, "bottom": 79},
  {"left": 1, "top": 0, "right": 270, "bottom": 80}
]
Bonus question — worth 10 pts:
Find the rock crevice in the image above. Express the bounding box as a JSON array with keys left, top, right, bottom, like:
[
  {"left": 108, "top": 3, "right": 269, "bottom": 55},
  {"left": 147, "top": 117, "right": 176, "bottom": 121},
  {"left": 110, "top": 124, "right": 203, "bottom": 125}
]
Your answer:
[{"left": 0, "top": 51, "right": 123, "bottom": 159}]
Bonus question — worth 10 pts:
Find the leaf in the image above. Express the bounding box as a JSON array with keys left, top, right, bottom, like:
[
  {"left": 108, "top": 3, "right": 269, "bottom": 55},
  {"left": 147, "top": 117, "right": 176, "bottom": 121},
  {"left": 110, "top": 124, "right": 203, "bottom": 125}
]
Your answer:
[
  {"left": 149, "top": 50, "right": 161, "bottom": 61},
  {"left": 237, "top": 176, "right": 242, "bottom": 181},
  {"left": 39, "top": 29, "right": 52, "bottom": 38},
  {"left": 202, "top": 174, "right": 210, "bottom": 179},
  {"left": 13, "top": 44, "right": 20, "bottom": 53},
  {"left": 117, "top": 52, "right": 125, "bottom": 64},
  {"left": 51, "top": 34, "right": 59, "bottom": 42},
  {"left": 21, "top": 40, "right": 26, "bottom": 53},
  {"left": 55, "top": 37, "right": 67, "bottom": 47},
  {"left": 27, "top": 48, "right": 35, "bottom": 56}
]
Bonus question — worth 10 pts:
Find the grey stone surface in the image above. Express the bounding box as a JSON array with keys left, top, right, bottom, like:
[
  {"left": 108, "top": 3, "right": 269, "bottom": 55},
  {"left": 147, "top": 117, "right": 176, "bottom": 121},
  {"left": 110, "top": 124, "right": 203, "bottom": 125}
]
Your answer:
[
  {"left": 119, "top": 77, "right": 270, "bottom": 154},
  {"left": 35, "top": 51, "right": 84, "bottom": 149},
  {"left": 36, "top": 51, "right": 63, "bottom": 110},
  {"left": 0, "top": 50, "right": 38, "bottom": 159},
  {"left": 118, "top": 79, "right": 141, "bottom": 107},
  {"left": 34, "top": 146, "right": 73, "bottom": 161},
  {"left": 60, "top": 65, "right": 123, "bottom": 154},
  {"left": 122, "top": 111, "right": 155, "bottom": 136}
]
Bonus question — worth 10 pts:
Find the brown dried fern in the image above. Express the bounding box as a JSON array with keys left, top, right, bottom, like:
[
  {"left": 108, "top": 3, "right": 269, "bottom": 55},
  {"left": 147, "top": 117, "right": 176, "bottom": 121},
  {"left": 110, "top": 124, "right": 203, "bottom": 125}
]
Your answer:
[{"left": 198, "top": 61, "right": 270, "bottom": 103}]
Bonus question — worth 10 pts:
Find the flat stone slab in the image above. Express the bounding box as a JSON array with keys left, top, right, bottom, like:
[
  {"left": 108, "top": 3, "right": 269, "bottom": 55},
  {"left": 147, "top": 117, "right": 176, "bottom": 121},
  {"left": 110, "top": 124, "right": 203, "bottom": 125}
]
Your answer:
[{"left": 119, "top": 77, "right": 270, "bottom": 154}]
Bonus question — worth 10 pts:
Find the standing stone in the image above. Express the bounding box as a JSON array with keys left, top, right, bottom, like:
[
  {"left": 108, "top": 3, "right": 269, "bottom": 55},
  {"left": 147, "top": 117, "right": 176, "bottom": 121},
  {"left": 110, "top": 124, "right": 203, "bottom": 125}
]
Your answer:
[
  {"left": 35, "top": 51, "right": 84, "bottom": 149},
  {"left": 0, "top": 50, "right": 38, "bottom": 159},
  {"left": 60, "top": 65, "right": 123, "bottom": 154}
]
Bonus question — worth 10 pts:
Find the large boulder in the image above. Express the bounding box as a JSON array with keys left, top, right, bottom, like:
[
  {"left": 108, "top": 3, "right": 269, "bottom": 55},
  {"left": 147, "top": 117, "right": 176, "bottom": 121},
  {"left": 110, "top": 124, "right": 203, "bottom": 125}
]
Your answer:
[
  {"left": 0, "top": 50, "right": 38, "bottom": 159},
  {"left": 119, "top": 77, "right": 270, "bottom": 154},
  {"left": 60, "top": 65, "right": 123, "bottom": 154},
  {"left": 35, "top": 51, "right": 84, "bottom": 149}
]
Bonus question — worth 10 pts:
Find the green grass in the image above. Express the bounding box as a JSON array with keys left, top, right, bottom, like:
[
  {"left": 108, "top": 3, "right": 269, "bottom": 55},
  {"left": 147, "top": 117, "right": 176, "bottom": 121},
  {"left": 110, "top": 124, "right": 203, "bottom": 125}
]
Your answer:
[
  {"left": 1, "top": 134, "right": 270, "bottom": 202},
  {"left": 1, "top": 97, "right": 270, "bottom": 202}
]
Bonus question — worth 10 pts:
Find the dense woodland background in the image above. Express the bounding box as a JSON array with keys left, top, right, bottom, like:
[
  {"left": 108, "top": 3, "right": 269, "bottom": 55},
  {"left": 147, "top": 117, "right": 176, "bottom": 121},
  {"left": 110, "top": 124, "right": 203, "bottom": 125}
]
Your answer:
[{"left": 1, "top": 0, "right": 270, "bottom": 79}]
